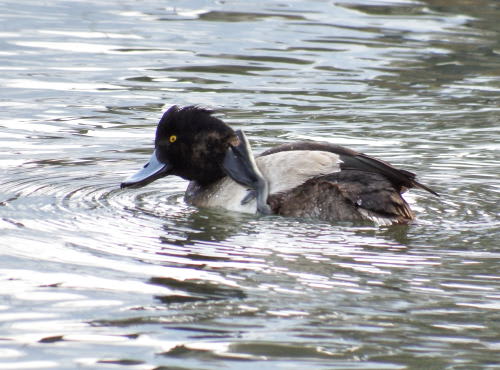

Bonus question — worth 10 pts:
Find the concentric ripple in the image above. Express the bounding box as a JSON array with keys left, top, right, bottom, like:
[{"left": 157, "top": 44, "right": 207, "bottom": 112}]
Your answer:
[{"left": 1, "top": 166, "right": 187, "bottom": 254}]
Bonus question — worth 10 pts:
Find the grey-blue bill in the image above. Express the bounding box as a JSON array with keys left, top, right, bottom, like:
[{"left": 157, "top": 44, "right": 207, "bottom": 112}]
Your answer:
[{"left": 120, "top": 150, "right": 172, "bottom": 189}]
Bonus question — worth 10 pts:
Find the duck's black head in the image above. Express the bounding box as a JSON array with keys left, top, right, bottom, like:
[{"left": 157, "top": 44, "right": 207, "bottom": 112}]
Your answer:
[
  {"left": 121, "top": 105, "right": 237, "bottom": 187},
  {"left": 155, "top": 105, "right": 237, "bottom": 185},
  {"left": 121, "top": 106, "right": 271, "bottom": 217}
]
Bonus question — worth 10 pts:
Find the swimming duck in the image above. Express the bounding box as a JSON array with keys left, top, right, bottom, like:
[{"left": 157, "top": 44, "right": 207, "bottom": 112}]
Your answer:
[{"left": 121, "top": 105, "right": 438, "bottom": 225}]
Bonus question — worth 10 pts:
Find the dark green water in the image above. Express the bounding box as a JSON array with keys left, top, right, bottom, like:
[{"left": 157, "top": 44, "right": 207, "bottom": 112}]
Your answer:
[{"left": 1, "top": 0, "right": 499, "bottom": 368}]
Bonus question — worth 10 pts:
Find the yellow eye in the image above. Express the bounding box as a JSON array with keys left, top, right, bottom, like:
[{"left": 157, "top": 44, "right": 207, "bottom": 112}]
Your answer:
[{"left": 169, "top": 135, "right": 177, "bottom": 143}]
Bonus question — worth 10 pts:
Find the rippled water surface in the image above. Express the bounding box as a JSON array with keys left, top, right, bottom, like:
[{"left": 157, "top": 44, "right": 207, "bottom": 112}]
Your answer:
[{"left": 1, "top": 0, "right": 499, "bottom": 368}]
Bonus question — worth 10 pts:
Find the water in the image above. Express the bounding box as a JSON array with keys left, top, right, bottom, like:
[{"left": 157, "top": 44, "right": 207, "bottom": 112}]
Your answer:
[{"left": 1, "top": 0, "right": 499, "bottom": 368}]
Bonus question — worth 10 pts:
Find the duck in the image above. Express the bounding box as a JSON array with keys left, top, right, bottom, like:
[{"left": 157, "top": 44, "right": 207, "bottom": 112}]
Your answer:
[{"left": 121, "top": 105, "right": 439, "bottom": 225}]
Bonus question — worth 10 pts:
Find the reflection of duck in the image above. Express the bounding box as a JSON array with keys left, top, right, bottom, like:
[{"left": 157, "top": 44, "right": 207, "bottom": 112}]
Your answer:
[{"left": 121, "top": 105, "right": 438, "bottom": 225}]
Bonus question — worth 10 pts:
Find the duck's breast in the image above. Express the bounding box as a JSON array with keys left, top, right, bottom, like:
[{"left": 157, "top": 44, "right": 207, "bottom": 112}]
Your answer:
[{"left": 186, "top": 150, "right": 341, "bottom": 213}]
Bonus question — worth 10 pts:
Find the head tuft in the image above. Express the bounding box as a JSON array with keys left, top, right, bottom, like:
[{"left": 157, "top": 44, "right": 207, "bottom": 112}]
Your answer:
[{"left": 155, "top": 106, "right": 220, "bottom": 145}]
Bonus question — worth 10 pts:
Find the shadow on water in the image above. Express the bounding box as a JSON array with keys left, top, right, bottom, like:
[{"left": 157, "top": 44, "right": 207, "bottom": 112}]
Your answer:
[
  {"left": 159, "top": 208, "right": 262, "bottom": 246},
  {"left": 151, "top": 277, "right": 246, "bottom": 304}
]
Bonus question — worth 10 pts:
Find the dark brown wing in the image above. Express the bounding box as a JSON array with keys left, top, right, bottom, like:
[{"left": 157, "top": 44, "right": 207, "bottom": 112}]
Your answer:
[
  {"left": 260, "top": 141, "right": 438, "bottom": 196},
  {"left": 268, "top": 170, "right": 414, "bottom": 224}
]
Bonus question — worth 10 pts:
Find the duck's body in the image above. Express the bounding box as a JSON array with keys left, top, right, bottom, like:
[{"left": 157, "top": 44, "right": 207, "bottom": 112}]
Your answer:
[
  {"left": 121, "top": 106, "right": 438, "bottom": 225},
  {"left": 185, "top": 146, "right": 426, "bottom": 226}
]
